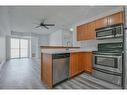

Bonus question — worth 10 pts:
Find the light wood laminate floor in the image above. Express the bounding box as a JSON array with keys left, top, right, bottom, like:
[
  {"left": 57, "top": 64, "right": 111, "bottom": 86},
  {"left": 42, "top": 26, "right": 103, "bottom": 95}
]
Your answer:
[{"left": 0, "top": 59, "right": 121, "bottom": 89}]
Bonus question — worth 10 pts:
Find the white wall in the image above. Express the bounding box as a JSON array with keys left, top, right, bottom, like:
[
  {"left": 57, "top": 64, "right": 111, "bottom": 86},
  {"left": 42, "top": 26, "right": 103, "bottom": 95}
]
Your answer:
[
  {"left": 6, "top": 36, "right": 10, "bottom": 60},
  {"left": 0, "top": 36, "right": 6, "bottom": 70},
  {"left": 38, "top": 35, "right": 49, "bottom": 46},
  {"left": 0, "top": 36, "right": 6, "bottom": 63},
  {"left": 62, "top": 30, "right": 73, "bottom": 46},
  {"left": 49, "top": 30, "right": 63, "bottom": 46},
  {"left": 0, "top": 7, "right": 10, "bottom": 70},
  {"left": 49, "top": 29, "right": 73, "bottom": 46},
  {"left": 31, "top": 35, "right": 49, "bottom": 59}
]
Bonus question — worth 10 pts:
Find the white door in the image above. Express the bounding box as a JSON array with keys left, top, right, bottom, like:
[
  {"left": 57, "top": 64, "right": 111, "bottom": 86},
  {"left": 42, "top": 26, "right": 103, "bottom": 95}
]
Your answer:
[{"left": 11, "top": 38, "right": 29, "bottom": 58}]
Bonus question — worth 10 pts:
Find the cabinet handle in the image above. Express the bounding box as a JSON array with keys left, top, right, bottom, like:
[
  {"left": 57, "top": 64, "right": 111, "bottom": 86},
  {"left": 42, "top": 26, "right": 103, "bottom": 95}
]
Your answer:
[{"left": 108, "top": 16, "right": 111, "bottom": 26}]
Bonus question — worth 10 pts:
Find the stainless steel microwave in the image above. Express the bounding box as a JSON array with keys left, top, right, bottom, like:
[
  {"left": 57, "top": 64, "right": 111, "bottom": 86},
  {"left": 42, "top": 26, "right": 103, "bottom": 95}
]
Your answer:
[{"left": 96, "top": 24, "right": 123, "bottom": 39}]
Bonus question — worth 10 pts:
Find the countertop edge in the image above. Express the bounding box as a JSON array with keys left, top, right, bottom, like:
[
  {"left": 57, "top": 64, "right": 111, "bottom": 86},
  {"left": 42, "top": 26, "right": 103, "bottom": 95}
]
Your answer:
[
  {"left": 40, "top": 46, "right": 80, "bottom": 49},
  {"left": 41, "top": 50, "right": 93, "bottom": 54}
]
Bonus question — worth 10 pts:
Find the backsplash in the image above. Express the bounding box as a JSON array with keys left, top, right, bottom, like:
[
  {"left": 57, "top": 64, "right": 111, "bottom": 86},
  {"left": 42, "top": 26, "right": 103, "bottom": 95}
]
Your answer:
[{"left": 79, "top": 39, "right": 98, "bottom": 51}]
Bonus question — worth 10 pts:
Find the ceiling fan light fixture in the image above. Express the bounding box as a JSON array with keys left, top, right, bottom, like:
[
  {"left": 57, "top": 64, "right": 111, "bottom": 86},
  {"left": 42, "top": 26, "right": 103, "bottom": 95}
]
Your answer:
[{"left": 70, "top": 28, "right": 74, "bottom": 31}]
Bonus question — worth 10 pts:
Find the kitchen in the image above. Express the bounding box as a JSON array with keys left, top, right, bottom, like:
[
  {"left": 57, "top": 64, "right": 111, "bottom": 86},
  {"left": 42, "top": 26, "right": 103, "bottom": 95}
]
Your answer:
[
  {"left": 41, "top": 9, "right": 125, "bottom": 88},
  {"left": 0, "top": 6, "right": 127, "bottom": 89}
]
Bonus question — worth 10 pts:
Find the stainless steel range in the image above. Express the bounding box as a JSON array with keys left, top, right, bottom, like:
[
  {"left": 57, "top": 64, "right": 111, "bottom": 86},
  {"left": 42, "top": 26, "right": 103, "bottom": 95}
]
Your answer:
[{"left": 92, "top": 42, "right": 124, "bottom": 87}]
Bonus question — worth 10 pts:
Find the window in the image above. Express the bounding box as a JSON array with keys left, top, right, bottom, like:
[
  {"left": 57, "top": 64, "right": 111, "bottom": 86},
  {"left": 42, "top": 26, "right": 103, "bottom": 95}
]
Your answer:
[{"left": 11, "top": 38, "right": 29, "bottom": 58}]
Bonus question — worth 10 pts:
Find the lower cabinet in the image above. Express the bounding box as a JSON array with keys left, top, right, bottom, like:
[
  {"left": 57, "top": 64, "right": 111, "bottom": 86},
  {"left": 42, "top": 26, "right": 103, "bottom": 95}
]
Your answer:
[
  {"left": 41, "top": 53, "right": 53, "bottom": 88},
  {"left": 78, "top": 52, "right": 86, "bottom": 73},
  {"left": 69, "top": 53, "right": 78, "bottom": 77},
  {"left": 84, "top": 52, "right": 93, "bottom": 73},
  {"left": 69, "top": 52, "right": 92, "bottom": 78}
]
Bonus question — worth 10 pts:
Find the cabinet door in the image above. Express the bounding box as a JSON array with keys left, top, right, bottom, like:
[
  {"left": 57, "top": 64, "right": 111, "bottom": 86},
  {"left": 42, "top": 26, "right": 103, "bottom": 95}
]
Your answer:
[
  {"left": 77, "top": 25, "right": 83, "bottom": 41},
  {"left": 83, "top": 24, "right": 88, "bottom": 40},
  {"left": 77, "top": 24, "right": 88, "bottom": 41},
  {"left": 78, "top": 52, "right": 85, "bottom": 73},
  {"left": 87, "top": 22, "right": 96, "bottom": 39},
  {"left": 69, "top": 53, "right": 78, "bottom": 77},
  {"left": 95, "top": 17, "right": 108, "bottom": 29},
  {"left": 84, "top": 52, "right": 92, "bottom": 73},
  {"left": 41, "top": 53, "right": 53, "bottom": 88},
  {"left": 109, "top": 12, "right": 124, "bottom": 25}
]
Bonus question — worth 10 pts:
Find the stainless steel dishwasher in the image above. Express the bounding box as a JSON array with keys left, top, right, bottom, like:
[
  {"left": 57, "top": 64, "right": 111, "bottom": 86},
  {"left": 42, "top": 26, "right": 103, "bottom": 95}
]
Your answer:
[{"left": 52, "top": 53, "right": 70, "bottom": 85}]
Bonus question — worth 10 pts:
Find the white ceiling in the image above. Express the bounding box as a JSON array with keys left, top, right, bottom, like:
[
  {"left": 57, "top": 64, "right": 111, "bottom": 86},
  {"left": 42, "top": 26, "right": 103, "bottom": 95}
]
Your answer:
[{"left": 8, "top": 6, "right": 122, "bottom": 34}]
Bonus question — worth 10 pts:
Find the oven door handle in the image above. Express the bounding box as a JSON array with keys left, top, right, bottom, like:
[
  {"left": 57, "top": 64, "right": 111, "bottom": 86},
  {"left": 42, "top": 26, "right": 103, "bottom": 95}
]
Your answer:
[
  {"left": 94, "top": 54, "right": 122, "bottom": 58},
  {"left": 93, "top": 67, "right": 122, "bottom": 76}
]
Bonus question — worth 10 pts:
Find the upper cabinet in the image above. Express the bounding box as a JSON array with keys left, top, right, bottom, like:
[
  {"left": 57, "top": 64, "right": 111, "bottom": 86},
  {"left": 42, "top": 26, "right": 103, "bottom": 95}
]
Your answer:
[
  {"left": 77, "top": 11, "right": 124, "bottom": 41},
  {"left": 109, "top": 12, "right": 124, "bottom": 25},
  {"left": 95, "top": 12, "right": 124, "bottom": 29},
  {"left": 77, "top": 22, "right": 96, "bottom": 41},
  {"left": 77, "top": 25, "right": 83, "bottom": 41},
  {"left": 87, "top": 21, "right": 96, "bottom": 39},
  {"left": 77, "top": 24, "right": 88, "bottom": 41},
  {"left": 95, "top": 17, "right": 108, "bottom": 29}
]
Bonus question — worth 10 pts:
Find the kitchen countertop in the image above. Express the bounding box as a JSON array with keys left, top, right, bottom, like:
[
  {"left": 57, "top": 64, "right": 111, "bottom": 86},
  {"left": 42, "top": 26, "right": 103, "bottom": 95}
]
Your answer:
[{"left": 41, "top": 49, "right": 93, "bottom": 54}]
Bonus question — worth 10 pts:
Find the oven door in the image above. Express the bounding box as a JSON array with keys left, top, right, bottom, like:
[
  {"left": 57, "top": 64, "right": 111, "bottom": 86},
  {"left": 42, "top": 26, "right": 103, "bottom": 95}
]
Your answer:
[
  {"left": 93, "top": 54, "right": 122, "bottom": 73},
  {"left": 92, "top": 67, "right": 122, "bottom": 87}
]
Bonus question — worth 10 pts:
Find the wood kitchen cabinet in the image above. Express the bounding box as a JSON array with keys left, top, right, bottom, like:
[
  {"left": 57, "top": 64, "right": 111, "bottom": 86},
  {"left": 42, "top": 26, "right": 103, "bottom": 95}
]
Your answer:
[
  {"left": 109, "top": 12, "right": 124, "bottom": 25},
  {"left": 84, "top": 52, "right": 93, "bottom": 73},
  {"left": 95, "top": 17, "right": 108, "bottom": 29},
  {"left": 77, "top": 11, "right": 124, "bottom": 41},
  {"left": 87, "top": 22, "right": 96, "bottom": 39},
  {"left": 69, "top": 52, "right": 93, "bottom": 78},
  {"left": 77, "top": 24, "right": 88, "bottom": 41},
  {"left": 69, "top": 53, "right": 78, "bottom": 77},
  {"left": 95, "top": 12, "right": 124, "bottom": 29},
  {"left": 77, "top": 25, "right": 83, "bottom": 41},
  {"left": 78, "top": 52, "right": 85, "bottom": 73},
  {"left": 41, "top": 53, "right": 53, "bottom": 88},
  {"left": 77, "top": 23, "right": 96, "bottom": 41}
]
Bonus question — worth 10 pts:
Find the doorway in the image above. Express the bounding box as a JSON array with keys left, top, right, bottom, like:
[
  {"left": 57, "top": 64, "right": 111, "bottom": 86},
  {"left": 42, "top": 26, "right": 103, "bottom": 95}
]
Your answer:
[{"left": 10, "top": 38, "right": 29, "bottom": 58}]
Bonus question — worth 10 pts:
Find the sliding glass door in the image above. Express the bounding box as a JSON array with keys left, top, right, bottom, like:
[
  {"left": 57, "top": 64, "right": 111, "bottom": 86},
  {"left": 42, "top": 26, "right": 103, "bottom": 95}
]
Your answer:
[
  {"left": 20, "top": 39, "right": 29, "bottom": 58},
  {"left": 11, "top": 38, "right": 29, "bottom": 58},
  {"left": 11, "top": 38, "right": 20, "bottom": 58}
]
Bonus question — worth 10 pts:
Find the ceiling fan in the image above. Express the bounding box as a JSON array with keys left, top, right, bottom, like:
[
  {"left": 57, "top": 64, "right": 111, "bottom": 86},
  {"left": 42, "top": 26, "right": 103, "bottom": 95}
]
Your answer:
[{"left": 35, "top": 19, "right": 55, "bottom": 29}]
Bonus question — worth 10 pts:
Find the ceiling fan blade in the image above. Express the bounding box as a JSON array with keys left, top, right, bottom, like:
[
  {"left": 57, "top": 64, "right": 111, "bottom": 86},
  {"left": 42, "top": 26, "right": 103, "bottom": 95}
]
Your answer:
[
  {"left": 35, "top": 26, "right": 41, "bottom": 28},
  {"left": 43, "top": 25, "right": 49, "bottom": 29},
  {"left": 44, "top": 24, "right": 55, "bottom": 26}
]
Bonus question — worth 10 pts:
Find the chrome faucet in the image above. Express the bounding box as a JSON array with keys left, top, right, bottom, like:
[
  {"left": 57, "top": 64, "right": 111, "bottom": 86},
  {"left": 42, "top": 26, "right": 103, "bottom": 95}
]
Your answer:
[
  {"left": 67, "top": 41, "right": 72, "bottom": 47},
  {"left": 66, "top": 41, "right": 72, "bottom": 51}
]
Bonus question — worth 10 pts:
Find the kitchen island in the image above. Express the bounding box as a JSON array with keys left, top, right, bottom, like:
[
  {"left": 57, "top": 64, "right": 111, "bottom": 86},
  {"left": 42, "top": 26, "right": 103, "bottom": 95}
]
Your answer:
[{"left": 41, "top": 47, "right": 93, "bottom": 88}]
